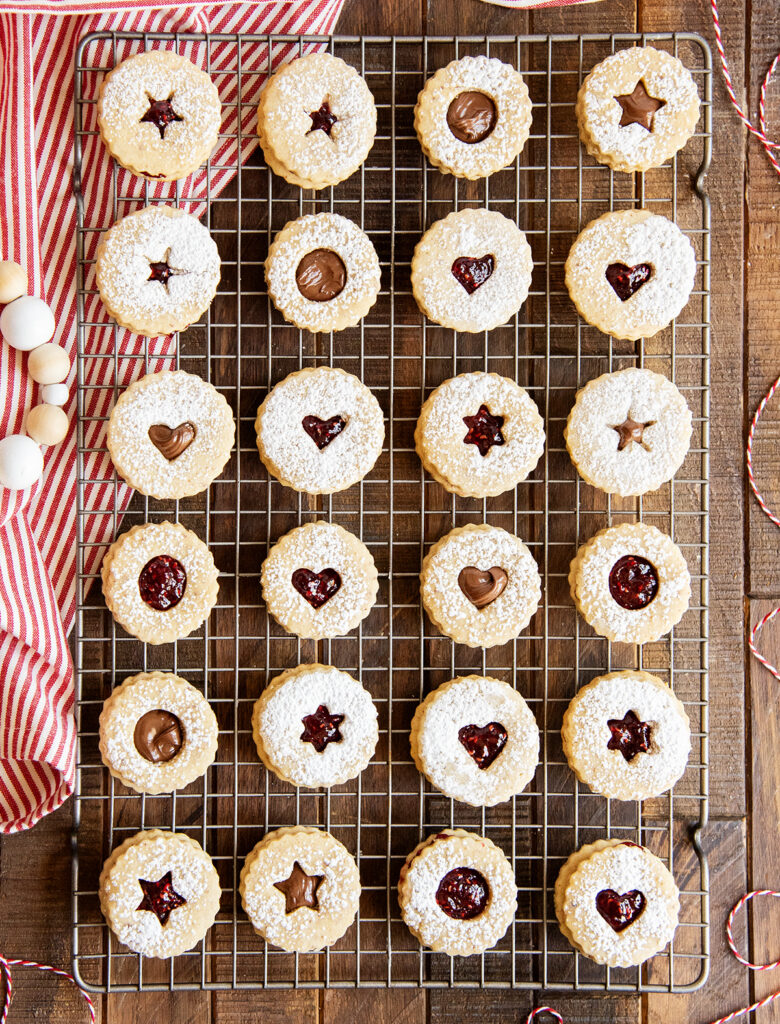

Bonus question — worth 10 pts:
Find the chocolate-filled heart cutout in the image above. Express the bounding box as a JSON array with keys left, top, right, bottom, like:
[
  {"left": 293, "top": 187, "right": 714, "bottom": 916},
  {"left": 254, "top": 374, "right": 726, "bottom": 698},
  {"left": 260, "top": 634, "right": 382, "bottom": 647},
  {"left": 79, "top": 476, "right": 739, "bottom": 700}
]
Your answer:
[
  {"left": 302, "top": 414, "right": 347, "bottom": 450},
  {"left": 291, "top": 567, "right": 341, "bottom": 609},
  {"left": 596, "top": 888, "right": 646, "bottom": 932},
  {"left": 451, "top": 255, "right": 495, "bottom": 294},
  {"left": 458, "top": 721, "right": 508, "bottom": 769},
  {"left": 605, "top": 262, "right": 653, "bottom": 301},
  {"left": 148, "top": 421, "right": 196, "bottom": 461},
  {"left": 458, "top": 566, "right": 508, "bottom": 608}
]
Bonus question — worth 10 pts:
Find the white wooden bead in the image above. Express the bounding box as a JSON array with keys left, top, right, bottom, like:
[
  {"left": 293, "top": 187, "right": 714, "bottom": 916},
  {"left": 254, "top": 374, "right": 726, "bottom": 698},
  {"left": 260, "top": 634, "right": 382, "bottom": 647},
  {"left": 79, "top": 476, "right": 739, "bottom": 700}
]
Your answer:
[
  {"left": 0, "top": 261, "right": 28, "bottom": 305},
  {"left": 26, "top": 404, "right": 68, "bottom": 447},
  {"left": 0, "top": 434, "right": 44, "bottom": 490},
  {"left": 28, "top": 343, "right": 70, "bottom": 385},
  {"left": 0, "top": 295, "right": 55, "bottom": 351},
  {"left": 41, "top": 383, "right": 69, "bottom": 406}
]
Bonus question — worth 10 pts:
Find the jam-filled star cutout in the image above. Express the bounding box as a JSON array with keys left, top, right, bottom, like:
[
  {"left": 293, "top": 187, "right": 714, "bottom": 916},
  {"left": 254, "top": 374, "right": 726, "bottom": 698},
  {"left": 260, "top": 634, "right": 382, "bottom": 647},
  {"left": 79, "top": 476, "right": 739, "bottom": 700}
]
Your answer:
[
  {"left": 301, "top": 704, "right": 345, "bottom": 752},
  {"left": 462, "top": 405, "right": 505, "bottom": 457},
  {"left": 136, "top": 871, "right": 187, "bottom": 926},
  {"left": 140, "top": 94, "right": 184, "bottom": 139},
  {"left": 308, "top": 101, "right": 338, "bottom": 136},
  {"left": 607, "top": 709, "right": 652, "bottom": 762},
  {"left": 615, "top": 80, "right": 666, "bottom": 131},
  {"left": 147, "top": 249, "right": 186, "bottom": 291},
  {"left": 274, "top": 861, "right": 324, "bottom": 914},
  {"left": 612, "top": 416, "right": 653, "bottom": 451}
]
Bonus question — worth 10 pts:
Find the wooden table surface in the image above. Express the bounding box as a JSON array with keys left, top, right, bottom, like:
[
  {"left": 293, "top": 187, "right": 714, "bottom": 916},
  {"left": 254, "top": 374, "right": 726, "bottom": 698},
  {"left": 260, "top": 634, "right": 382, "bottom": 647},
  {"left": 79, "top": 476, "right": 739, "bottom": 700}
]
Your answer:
[{"left": 2, "top": 0, "right": 777, "bottom": 1020}]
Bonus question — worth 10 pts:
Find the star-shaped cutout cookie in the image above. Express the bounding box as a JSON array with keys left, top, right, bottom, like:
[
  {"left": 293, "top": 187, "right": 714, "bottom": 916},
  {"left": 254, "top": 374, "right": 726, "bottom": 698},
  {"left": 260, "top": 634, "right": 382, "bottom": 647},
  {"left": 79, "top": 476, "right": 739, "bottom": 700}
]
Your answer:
[
  {"left": 136, "top": 870, "right": 187, "bottom": 926},
  {"left": 300, "top": 704, "right": 345, "bottom": 753},
  {"left": 612, "top": 416, "right": 653, "bottom": 451},
  {"left": 462, "top": 405, "right": 505, "bottom": 457},
  {"left": 273, "top": 861, "right": 324, "bottom": 914},
  {"left": 607, "top": 710, "right": 652, "bottom": 763},
  {"left": 147, "top": 249, "right": 187, "bottom": 291},
  {"left": 140, "top": 94, "right": 184, "bottom": 139},
  {"left": 615, "top": 80, "right": 666, "bottom": 131}
]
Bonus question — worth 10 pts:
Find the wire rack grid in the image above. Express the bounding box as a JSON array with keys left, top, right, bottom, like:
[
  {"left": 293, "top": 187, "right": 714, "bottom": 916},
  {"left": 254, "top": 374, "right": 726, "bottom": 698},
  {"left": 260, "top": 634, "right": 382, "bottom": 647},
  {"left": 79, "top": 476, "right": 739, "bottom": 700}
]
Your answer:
[{"left": 72, "top": 30, "right": 712, "bottom": 994}]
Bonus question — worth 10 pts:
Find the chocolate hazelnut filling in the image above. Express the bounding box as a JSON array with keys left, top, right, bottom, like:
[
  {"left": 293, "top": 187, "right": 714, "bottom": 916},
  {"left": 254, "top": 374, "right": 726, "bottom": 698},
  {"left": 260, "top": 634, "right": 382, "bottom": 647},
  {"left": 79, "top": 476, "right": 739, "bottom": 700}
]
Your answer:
[
  {"left": 133, "top": 709, "right": 184, "bottom": 763},
  {"left": 446, "top": 91, "right": 497, "bottom": 144},
  {"left": 295, "top": 249, "right": 347, "bottom": 302}
]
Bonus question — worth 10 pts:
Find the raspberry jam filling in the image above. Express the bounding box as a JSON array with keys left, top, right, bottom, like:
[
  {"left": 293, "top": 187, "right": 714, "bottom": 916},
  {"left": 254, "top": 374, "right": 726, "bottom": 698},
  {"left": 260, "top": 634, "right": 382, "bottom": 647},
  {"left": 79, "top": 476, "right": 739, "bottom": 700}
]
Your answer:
[
  {"left": 136, "top": 871, "right": 187, "bottom": 925},
  {"left": 291, "top": 567, "right": 342, "bottom": 609},
  {"left": 300, "top": 704, "right": 345, "bottom": 752},
  {"left": 451, "top": 254, "right": 495, "bottom": 294},
  {"left": 608, "top": 554, "right": 658, "bottom": 610},
  {"left": 148, "top": 261, "right": 173, "bottom": 285},
  {"left": 607, "top": 710, "right": 652, "bottom": 762},
  {"left": 458, "top": 722, "right": 508, "bottom": 769},
  {"left": 462, "top": 404, "right": 505, "bottom": 456},
  {"left": 302, "top": 414, "right": 347, "bottom": 450},
  {"left": 308, "top": 101, "right": 338, "bottom": 136},
  {"left": 435, "top": 867, "right": 490, "bottom": 920},
  {"left": 595, "top": 888, "right": 646, "bottom": 932},
  {"left": 140, "top": 95, "right": 184, "bottom": 139},
  {"left": 605, "top": 262, "right": 653, "bottom": 301},
  {"left": 138, "top": 555, "right": 187, "bottom": 611}
]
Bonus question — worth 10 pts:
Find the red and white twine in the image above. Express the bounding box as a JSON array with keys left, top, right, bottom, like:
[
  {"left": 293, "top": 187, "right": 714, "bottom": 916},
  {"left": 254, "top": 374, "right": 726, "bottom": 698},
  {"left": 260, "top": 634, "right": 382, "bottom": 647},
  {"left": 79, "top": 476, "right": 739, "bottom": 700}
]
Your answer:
[{"left": 0, "top": 956, "right": 94, "bottom": 1024}]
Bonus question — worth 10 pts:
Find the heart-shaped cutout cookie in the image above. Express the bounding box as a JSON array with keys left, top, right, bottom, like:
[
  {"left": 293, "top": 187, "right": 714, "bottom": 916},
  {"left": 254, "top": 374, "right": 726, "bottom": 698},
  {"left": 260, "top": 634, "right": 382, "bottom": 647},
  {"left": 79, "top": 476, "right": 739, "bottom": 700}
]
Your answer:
[
  {"left": 291, "top": 567, "right": 342, "bottom": 609},
  {"left": 458, "top": 721, "right": 508, "bottom": 770},
  {"left": 596, "top": 888, "right": 646, "bottom": 932},
  {"left": 605, "top": 262, "right": 653, "bottom": 301},
  {"left": 148, "top": 421, "right": 196, "bottom": 461},
  {"left": 302, "top": 414, "right": 347, "bottom": 451},
  {"left": 451, "top": 255, "right": 495, "bottom": 294},
  {"left": 458, "top": 565, "right": 508, "bottom": 608}
]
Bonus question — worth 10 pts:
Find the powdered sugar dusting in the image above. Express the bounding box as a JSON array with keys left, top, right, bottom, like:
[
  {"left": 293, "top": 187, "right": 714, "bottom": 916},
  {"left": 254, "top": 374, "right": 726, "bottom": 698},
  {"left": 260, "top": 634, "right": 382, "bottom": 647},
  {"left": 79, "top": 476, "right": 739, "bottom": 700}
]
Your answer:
[
  {"left": 564, "top": 671, "right": 690, "bottom": 801},
  {"left": 565, "top": 368, "right": 691, "bottom": 497},
  {"left": 257, "top": 367, "right": 384, "bottom": 494},
  {"left": 415, "top": 675, "right": 539, "bottom": 806},
  {"left": 256, "top": 665, "right": 378, "bottom": 788}
]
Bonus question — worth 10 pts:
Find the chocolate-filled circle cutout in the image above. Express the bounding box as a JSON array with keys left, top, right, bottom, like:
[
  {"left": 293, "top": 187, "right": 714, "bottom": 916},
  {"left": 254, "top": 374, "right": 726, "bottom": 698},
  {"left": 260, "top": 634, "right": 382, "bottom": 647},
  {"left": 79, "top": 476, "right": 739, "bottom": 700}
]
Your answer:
[
  {"left": 446, "top": 91, "right": 497, "bottom": 144},
  {"left": 295, "top": 249, "right": 347, "bottom": 302},
  {"left": 133, "top": 709, "right": 184, "bottom": 763},
  {"left": 435, "top": 866, "right": 490, "bottom": 920},
  {"left": 608, "top": 554, "right": 658, "bottom": 610},
  {"left": 138, "top": 554, "right": 187, "bottom": 611}
]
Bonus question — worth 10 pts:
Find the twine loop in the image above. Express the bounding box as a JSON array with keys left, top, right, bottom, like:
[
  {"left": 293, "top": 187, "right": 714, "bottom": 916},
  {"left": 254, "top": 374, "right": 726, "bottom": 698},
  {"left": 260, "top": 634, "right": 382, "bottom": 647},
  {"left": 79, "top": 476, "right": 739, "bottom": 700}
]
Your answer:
[{"left": 0, "top": 956, "right": 95, "bottom": 1024}]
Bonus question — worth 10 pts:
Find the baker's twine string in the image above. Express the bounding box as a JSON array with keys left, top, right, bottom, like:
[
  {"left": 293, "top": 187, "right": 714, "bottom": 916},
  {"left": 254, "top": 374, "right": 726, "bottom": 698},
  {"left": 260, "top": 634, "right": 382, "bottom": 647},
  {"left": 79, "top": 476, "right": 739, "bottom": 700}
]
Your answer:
[
  {"left": 0, "top": 956, "right": 95, "bottom": 1024},
  {"left": 711, "top": 0, "right": 780, "bottom": 178},
  {"left": 526, "top": 1010, "right": 563, "bottom": 1024},
  {"left": 747, "top": 374, "right": 780, "bottom": 680}
]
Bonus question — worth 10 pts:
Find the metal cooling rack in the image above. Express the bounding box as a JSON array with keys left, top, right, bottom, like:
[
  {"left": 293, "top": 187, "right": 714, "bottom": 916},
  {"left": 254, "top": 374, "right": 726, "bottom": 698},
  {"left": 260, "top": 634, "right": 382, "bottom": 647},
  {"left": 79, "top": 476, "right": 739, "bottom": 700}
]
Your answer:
[{"left": 72, "top": 31, "right": 712, "bottom": 994}]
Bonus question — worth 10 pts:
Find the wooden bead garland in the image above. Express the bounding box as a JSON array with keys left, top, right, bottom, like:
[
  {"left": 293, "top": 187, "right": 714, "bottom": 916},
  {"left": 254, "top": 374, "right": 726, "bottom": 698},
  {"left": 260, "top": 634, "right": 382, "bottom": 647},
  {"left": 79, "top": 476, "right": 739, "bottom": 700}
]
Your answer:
[{"left": 0, "top": 259, "right": 70, "bottom": 490}]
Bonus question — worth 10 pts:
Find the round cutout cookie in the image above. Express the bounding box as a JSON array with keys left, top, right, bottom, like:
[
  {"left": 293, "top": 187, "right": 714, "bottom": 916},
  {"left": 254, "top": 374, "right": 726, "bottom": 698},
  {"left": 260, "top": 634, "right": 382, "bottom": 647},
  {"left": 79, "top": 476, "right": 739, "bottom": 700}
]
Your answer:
[
  {"left": 411, "top": 209, "right": 533, "bottom": 333},
  {"left": 101, "top": 521, "right": 219, "bottom": 645},
  {"left": 411, "top": 675, "right": 539, "bottom": 807},
  {"left": 565, "top": 209, "right": 696, "bottom": 341},
  {"left": 576, "top": 46, "right": 700, "bottom": 173},
  {"left": 555, "top": 838, "right": 679, "bottom": 967},
  {"left": 252, "top": 663, "right": 378, "bottom": 788},
  {"left": 569, "top": 522, "right": 691, "bottom": 645},
  {"left": 562, "top": 670, "right": 691, "bottom": 801},
  {"left": 398, "top": 829, "right": 517, "bottom": 956},
  {"left": 420, "top": 523, "right": 541, "bottom": 649},
  {"left": 564, "top": 367, "right": 691, "bottom": 497},
  {"left": 107, "top": 370, "right": 235, "bottom": 500},
  {"left": 261, "top": 521, "right": 378, "bottom": 640},
  {"left": 99, "top": 829, "right": 221, "bottom": 958},
  {"left": 256, "top": 366, "right": 384, "bottom": 494},
  {"left": 257, "top": 52, "right": 376, "bottom": 190},
  {"left": 415, "top": 371, "right": 544, "bottom": 498},
  {"left": 265, "top": 213, "right": 381, "bottom": 333},
  {"left": 96, "top": 205, "right": 220, "bottom": 337},
  {"left": 99, "top": 671, "right": 218, "bottom": 795},
  {"left": 97, "top": 50, "right": 221, "bottom": 181},
  {"left": 240, "top": 826, "right": 361, "bottom": 952},
  {"left": 415, "top": 56, "right": 532, "bottom": 179}
]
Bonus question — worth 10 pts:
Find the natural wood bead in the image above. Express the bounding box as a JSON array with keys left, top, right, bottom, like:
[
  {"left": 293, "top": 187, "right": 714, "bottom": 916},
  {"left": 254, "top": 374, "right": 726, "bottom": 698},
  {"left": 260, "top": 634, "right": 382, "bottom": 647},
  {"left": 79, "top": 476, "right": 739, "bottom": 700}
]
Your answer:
[
  {"left": 0, "top": 261, "right": 28, "bottom": 305},
  {"left": 26, "top": 403, "right": 68, "bottom": 446},
  {"left": 28, "top": 343, "right": 70, "bottom": 385}
]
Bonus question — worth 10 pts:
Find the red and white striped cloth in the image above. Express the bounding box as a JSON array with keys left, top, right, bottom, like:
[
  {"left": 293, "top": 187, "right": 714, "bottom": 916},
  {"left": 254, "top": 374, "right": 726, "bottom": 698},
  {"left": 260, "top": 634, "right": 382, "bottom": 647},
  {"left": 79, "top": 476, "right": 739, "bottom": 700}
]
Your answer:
[{"left": 0, "top": 0, "right": 344, "bottom": 834}]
